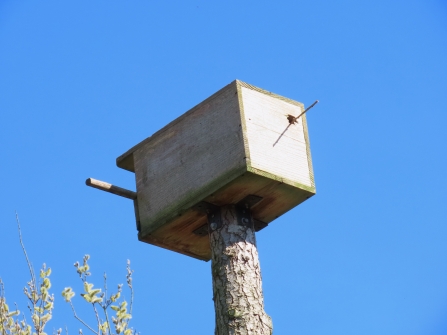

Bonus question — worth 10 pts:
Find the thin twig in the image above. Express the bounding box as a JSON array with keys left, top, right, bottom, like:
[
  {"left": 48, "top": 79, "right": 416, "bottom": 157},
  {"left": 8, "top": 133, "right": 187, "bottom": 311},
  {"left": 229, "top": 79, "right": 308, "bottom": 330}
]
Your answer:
[
  {"left": 92, "top": 304, "right": 101, "bottom": 335},
  {"left": 275, "top": 100, "right": 319, "bottom": 146},
  {"left": 102, "top": 274, "right": 112, "bottom": 335},
  {"left": 130, "top": 286, "right": 134, "bottom": 316},
  {"left": 16, "top": 212, "right": 39, "bottom": 335},
  {"left": 126, "top": 261, "right": 134, "bottom": 315},
  {"left": 102, "top": 307, "right": 112, "bottom": 335},
  {"left": 272, "top": 123, "right": 291, "bottom": 147},
  {"left": 21, "top": 307, "right": 29, "bottom": 328},
  {"left": 69, "top": 302, "right": 97, "bottom": 335},
  {"left": 103, "top": 274, "right": 107, "bottom": 303},
  {"left": 15, "top": 212, "right": 36, "bottom": 286},
  {"left": 294, "top": 100, "right": 319, "bottom": 122}
]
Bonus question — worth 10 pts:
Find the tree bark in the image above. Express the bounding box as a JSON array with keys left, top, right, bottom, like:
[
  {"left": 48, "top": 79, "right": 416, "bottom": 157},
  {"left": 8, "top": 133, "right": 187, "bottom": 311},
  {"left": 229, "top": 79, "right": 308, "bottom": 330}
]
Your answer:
[{"left": 209, "top": 205, "right": 273, "bottom": 335}]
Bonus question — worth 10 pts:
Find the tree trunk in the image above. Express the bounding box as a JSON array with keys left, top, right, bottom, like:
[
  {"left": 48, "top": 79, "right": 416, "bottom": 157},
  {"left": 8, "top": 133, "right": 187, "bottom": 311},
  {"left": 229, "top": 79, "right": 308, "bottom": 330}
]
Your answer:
[{"left": 209, "top": 205, "right": 273, "bottom": 335}]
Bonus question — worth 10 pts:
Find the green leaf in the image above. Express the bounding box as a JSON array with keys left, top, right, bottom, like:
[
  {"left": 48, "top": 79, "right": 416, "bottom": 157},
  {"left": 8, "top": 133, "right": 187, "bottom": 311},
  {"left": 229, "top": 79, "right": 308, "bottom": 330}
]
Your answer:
[
  {"left": 91, "top": 296, "right": 102, "bottom": 304},
  {"left": 7, "top": 310, "right": 20, "bottom": 317},
  {"left": 89, "top": 289, "right": 101, "bottom": 296},
  {"left": 40, "top": 314, "right": 51, "bottom": 323},
  {"left": 34, "top": 307, "right": 44, "bottom": 314},
  {"left": 83, "top": 282, "right": 94, "bottom": 293},
  {"left": 62, "top": 287, "right": 75, "bottom": 302},
  {"left": 80, "top": 293, "right": 92, "bottom": 303},
  {"left": 43, "top": 278, "right": 51, "bottom": 289}
]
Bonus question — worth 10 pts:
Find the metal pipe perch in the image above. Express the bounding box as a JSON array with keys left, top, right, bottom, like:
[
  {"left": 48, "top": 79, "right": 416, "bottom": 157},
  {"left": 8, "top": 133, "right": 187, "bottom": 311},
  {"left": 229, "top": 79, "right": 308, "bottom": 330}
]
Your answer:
[{"left": 85, "top": 178, "right": 137, "bottom": 200}]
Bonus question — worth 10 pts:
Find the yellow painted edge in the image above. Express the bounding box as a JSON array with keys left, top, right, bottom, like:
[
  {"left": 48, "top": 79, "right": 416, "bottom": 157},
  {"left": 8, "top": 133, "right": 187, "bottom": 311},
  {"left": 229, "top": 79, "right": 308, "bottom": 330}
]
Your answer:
[
  {"left": 247, "top": 166, "right": 316, "bottom": 194},
  {"left": 301, "top": 112, "right": 316, "bottom": 189},
  {"left": 236, "top": 80, "right": 305, "bottom": 109},
  {"left": 235, "top": 81, "right": 252, "bottom": 170}
]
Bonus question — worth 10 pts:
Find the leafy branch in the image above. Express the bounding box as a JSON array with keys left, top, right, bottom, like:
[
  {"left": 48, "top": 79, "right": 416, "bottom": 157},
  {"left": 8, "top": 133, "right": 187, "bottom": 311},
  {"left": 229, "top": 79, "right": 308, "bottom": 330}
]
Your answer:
[
  {"left": 62, "top": 256, "right": 137, "bottom": 335},
  {"left": 1, "top": 214, "right": 55, "bottom": 335},
  {"left": 1, "top": 214, "right": 138, "bottom": 335}
]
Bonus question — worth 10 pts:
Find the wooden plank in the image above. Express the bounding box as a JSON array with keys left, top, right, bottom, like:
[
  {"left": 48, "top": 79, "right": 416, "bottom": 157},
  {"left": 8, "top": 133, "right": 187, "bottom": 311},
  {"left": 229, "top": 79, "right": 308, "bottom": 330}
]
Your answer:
[
  {"left": 240, "top": 86, "right": 306, "bottom": 142},
  {"left": 240, "top": 86, "right": 312, "bottom": 187},
  {"left": 251, "top": 178, "right": 313, "bottom": 224},
  {"left": 134, "top": 81, "right": 247, "bottom": 236},
  {"left": 117, "top": 80, "right": 245, "bottom": 173},
  {"left": 204, "top": 172, "right": 273, "bottom": 206},
  {"left": 138, "top": 171, "right": 314, "bottom": 261},
  {"left": 139, "top": 209, "right": 211, "bottom": 260}
]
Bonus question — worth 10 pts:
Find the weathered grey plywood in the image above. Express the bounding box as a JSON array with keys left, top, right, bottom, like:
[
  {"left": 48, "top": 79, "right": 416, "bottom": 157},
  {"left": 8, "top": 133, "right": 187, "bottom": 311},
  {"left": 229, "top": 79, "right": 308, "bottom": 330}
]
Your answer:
[
  {"left": 133, "top": 82, "right": 246, "bottom": 238},
  {"left": 117, "top": 80, "right": 316, "bottom": 260}
]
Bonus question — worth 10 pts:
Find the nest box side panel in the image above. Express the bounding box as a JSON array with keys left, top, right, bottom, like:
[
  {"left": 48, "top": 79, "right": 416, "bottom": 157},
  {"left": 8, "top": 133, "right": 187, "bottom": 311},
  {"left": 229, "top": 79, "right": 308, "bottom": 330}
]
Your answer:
[
  {"left": 133, "top": 82, "right": 247, "bottom": 237},
  {"left": 239, "top": 85, "right": 314, "bottom": 190}
]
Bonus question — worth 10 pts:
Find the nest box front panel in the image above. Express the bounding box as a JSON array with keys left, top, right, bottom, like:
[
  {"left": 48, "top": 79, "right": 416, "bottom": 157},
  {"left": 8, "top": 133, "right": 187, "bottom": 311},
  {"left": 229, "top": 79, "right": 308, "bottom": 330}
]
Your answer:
[
  {"left": 133, "top": 82, "right": 246, "bottom": 238},
  {"left": 240, "top": 86, "right": 313, "bottom": 188}
]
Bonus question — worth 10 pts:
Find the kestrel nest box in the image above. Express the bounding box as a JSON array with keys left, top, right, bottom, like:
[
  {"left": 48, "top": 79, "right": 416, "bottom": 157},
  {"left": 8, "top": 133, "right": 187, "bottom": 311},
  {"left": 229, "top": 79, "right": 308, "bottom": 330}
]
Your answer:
[{"left": 87, "top": 80, "right": 316, "bottom": 261}]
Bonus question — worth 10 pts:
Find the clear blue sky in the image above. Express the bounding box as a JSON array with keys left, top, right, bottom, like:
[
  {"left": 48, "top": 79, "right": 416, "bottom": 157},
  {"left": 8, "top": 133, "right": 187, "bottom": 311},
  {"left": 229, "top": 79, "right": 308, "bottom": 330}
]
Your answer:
[{"left": 1, "top": 1, "right": 446, "bottom": 334}]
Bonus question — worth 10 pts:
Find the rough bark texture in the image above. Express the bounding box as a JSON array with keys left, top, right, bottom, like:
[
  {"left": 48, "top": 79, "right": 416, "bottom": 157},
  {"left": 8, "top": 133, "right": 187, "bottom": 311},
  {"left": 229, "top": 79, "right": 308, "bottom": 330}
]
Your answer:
[{"left": 209, "top": 205, "right": 273, "bottom": 335}]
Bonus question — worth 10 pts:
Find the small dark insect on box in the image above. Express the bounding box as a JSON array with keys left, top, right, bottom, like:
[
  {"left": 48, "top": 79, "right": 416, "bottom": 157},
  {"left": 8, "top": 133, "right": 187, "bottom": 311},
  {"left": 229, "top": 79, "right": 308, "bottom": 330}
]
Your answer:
[{"left": 117, "top": 80, "right": 316, "bottom": 261}]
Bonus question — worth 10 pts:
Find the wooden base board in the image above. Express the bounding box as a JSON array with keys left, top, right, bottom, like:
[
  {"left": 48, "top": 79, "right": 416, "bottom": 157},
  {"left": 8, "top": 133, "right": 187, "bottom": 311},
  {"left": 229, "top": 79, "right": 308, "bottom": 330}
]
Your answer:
[{"left": 138, "top": 172, "right": 315, "bottom": 261}]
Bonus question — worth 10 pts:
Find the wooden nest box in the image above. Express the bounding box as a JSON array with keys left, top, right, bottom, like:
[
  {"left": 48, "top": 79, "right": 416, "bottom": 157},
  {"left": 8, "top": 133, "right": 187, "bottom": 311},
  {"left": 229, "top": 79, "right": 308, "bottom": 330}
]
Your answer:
[{"left": 94, "top": 80, "right": 316, "bottom": 261}]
